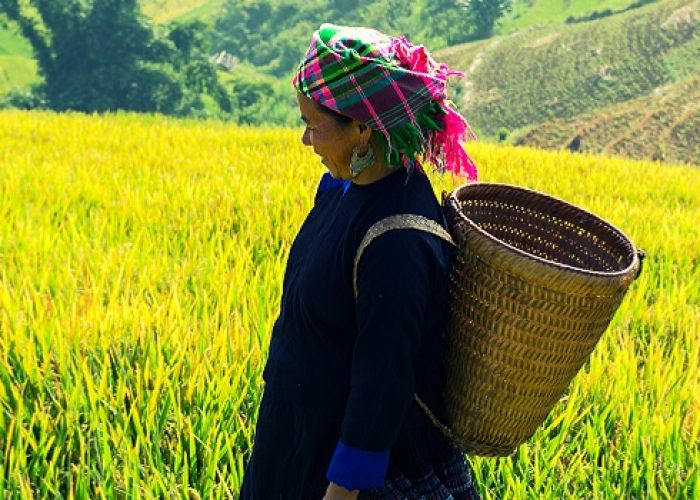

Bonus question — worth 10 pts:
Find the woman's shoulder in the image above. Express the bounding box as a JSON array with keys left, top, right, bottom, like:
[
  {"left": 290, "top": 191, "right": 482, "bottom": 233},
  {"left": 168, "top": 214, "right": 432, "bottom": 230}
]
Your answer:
[
  {"left": 365, "top": 169, "right": 442, "bottom": 224},
  {"left": 349, "top": 170, "right": 448, "bottom": 255}
]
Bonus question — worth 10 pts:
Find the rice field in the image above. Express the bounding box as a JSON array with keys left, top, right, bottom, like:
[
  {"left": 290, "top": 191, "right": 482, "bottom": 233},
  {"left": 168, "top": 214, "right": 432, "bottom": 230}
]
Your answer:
[{"left": 0, "top": 110, "right": 698, "bottom": 498}]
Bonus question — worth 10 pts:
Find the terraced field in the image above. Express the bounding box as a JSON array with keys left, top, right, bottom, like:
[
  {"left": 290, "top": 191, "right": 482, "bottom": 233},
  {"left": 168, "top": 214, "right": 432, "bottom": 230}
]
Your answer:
[
  {"left": 516, "top": 76, "right": 700, "bottom": 164},
  {"left": 439, "top": 0, "right": 700, "bottom": 165}
]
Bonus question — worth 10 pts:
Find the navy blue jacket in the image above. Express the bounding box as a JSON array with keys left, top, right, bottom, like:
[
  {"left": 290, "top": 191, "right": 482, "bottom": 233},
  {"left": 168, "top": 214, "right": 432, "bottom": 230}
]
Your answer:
[{"left": 245, "top": 167, "right": 453, "bottom": 495}]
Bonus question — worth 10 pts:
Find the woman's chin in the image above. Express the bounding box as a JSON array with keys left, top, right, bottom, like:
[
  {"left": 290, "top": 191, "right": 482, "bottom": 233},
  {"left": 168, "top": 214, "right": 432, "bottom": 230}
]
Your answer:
[
  {"left": 322, "top": 161, "right": 345, "bottom": 180},
  {"left": 320, "top": 156, "right": 354, "bottom": 180}
]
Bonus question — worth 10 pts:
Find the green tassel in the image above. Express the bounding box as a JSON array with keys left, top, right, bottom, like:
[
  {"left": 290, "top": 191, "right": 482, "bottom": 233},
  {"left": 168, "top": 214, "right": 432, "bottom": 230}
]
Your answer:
[{"left": 374, "top": 101, "right": 447, "bottom": 166}]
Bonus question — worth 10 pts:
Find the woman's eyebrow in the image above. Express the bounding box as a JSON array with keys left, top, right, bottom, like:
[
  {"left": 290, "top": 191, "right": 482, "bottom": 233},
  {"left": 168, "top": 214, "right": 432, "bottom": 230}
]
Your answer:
[{"left": 300, "top": 115, "right": 310, "bottom": 124}]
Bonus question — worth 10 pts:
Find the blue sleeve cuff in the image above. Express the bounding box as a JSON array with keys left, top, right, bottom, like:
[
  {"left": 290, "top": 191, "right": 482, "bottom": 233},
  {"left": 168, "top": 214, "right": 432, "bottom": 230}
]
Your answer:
[{"left": 326, "top": 441, "right": 390, "bottom": 491}]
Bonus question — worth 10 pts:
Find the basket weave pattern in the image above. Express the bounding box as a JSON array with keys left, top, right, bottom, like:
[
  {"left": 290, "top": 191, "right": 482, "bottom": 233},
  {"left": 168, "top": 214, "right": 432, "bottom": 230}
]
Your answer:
[{"left": 442, "top": 183, "right": 641, "bottom": 456}]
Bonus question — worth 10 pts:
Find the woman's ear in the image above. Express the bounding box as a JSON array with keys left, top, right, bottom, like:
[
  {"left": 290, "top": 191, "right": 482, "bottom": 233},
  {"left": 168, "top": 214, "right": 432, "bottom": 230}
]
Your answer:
[{"left": 356, "top": 121, "right": 373, "bottom": 145}]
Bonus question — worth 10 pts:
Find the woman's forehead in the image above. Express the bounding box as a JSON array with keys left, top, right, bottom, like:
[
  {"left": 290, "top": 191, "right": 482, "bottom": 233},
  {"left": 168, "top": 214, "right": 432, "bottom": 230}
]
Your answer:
[{"left": 297, "top": 93, "right": 320, "bottom": 118}]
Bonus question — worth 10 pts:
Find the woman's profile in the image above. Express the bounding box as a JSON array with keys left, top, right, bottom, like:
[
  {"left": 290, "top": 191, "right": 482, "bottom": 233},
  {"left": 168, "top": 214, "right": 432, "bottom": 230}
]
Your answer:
[{"left": 239, "top": 24, "right": 480, "bottom": 500}]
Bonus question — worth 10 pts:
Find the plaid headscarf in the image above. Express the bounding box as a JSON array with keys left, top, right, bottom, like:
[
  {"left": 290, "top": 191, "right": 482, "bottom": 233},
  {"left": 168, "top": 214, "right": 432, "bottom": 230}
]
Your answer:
[{"left": 293, "top": 24, "right": 477, "bottom": 180}]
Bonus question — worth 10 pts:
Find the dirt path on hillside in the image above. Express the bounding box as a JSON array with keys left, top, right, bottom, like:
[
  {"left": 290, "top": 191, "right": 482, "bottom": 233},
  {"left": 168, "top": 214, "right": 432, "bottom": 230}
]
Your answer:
[
  {"left": 461, "top": 29, "right": 529, "bottom": 108},
  {"left": 461, "top": 39, "right": 503, "bottom": 108}
]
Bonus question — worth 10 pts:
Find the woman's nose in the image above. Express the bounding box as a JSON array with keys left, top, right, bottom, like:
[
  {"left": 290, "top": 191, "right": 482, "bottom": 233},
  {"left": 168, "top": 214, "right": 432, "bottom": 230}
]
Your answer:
[{"left": 301, "top": 127, "right": 312, "bottom": 146}]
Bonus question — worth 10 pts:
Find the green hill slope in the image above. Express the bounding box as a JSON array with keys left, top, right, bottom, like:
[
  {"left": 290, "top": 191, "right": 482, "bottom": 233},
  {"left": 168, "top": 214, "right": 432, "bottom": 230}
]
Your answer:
[
  {"left": 439, "top": 0, "right": 700, "bottom": 165},
  {"left": 0, "top": 20, "right": 39, "bottom": 93},
  {"left": 141, "top": 0, "right": 226, "bottom": 23},
  {"left": 0, "top": 54, "right": 38, "bottom": 93},
  {"left": 498, "top": 0, "right": 644, "bottom": 34},
  {"left": 0, "top": 0, "right": 659, "bottom": 96},
  {"left": 516, "top": 75, "right": 700, "bottom": 164}
]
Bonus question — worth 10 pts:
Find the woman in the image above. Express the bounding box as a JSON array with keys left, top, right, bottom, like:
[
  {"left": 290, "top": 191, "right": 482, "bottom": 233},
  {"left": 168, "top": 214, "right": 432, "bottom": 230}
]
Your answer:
[{"left": 240, "top": 24, "right": 480, "bottom": 499}]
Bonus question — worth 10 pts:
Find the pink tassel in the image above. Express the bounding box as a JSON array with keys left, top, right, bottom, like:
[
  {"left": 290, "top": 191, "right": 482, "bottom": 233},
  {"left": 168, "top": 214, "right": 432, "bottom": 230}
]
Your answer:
[
  {"left": 426, "top": 104, "right": 478, "bottom": 180},
  {"left": 391, "top": 37, "right": 463, "bottom": 84},
  {"left": 391, "top": 36, "right": 478, "bottom": 180}
]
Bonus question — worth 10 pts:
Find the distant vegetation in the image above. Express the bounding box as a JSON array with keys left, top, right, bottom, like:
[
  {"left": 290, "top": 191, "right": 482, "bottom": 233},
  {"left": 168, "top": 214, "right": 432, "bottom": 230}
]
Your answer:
[
  {"left": 0, "top": 0, "right": 697, "bottom": 164},
  {"left": 496, "top": 0, "right": 648, "bottom": 34},
  {"left": 0, "top": 0, "right": 512, "bottom": 122},
  {"left": 0, "top": 0, "right": 230, "bottom": 115},
  {"left": 439, "top": 0, "right": 699, "bottom": 165},
  {"left": 141, "top": 0, "right": 227, "bottom": 23},
  {"left": 0, "top": 0, "right": 229, "bottom": 93},
  {"left": 563, "top": 0, "right": 656, "bottom": 24}
]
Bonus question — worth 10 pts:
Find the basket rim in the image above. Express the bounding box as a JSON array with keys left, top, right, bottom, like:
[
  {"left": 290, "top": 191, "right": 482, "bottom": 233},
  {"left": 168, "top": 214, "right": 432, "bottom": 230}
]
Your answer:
[{"left": 448, "top": 182, "right": 641, "bottom": 280}]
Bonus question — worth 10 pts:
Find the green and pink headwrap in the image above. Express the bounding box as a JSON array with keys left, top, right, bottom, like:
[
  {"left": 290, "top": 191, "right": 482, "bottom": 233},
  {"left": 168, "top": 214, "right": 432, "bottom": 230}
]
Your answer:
[{"left": 293, "top": 24, "right": 478, "bottom": 180}]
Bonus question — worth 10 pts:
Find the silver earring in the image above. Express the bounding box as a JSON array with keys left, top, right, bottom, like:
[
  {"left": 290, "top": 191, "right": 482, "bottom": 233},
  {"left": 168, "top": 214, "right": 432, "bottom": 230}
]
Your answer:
[{"left": 350, "top": 144, "right": 375, "bottom": 177}]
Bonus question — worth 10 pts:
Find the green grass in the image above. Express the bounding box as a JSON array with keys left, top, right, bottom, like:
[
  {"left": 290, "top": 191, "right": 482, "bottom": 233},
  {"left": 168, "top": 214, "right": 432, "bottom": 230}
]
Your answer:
[
  {"left": 168, "top": 0, "right": 227, "bottom": 23},
  {"left": 0, "top": 110, "right": 698, "bottom": 497},
  {"left": 0, "top": 21, "right": 33, "bottom": 58},
  {"left": 498, "top": 0, "right": 641, "bottom": 34},
  {"left": 0, "top": 19, "right": 40, "bottom": 93},
  {"left": 663, "top": 30, "right": 700, "bottom": 80},
  {"left": 142, "top": 0, "right": 226, "bottom": 23},
  {"left": 0, "top": 55, "right": 39, "bottom": 94}
]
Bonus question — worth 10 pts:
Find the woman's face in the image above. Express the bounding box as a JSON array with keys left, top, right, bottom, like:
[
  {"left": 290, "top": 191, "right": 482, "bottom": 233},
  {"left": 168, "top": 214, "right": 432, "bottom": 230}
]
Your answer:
[{"left": 297, "top": 93, "right": 361, "bottom": 180}]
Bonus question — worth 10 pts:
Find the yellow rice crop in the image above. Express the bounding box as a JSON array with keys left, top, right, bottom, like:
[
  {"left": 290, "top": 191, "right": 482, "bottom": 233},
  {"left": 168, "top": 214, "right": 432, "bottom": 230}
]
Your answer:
[{"left": 0, "top": 110, "right": 698, "bottom": 498}]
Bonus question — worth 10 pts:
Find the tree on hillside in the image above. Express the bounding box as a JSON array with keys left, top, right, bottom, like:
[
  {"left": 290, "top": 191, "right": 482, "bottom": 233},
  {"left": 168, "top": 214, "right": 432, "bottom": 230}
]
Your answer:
[
  {"left": 465, "top": 0, "right": 512, "bottom": 40},
  {"left": 360, "top": 0, "right": 415, "bottom": 39},
  {"left": 0, "top": 0, "right": 230, "bottom": 115},
  {"left": 412, "top": 0, "right": 472, "bottom": 48},
  {"left": 213, "top": 0, "right": 324, "bottom": 77},
  {"left": 411, "top": 0, "right": 512, "bottom": 46},
  {"left": 165, "top": 20, "right": 232, "bottom": 113}
]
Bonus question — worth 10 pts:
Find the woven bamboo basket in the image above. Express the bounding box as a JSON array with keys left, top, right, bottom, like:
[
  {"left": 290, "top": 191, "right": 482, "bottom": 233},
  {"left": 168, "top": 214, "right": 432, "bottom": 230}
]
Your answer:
[{"left": 435, "top": 182, "right": 643, "bottom": 457}]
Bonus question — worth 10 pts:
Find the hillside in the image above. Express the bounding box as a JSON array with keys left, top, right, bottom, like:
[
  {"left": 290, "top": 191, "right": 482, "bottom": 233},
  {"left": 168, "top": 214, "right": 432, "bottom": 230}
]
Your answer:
[
  {"left": 515, "top": 75, "right": 700, "bottom": 165},
  {"left": 141, "top": 0, "right": 225, "bottom": 23},
  {"left": 498, "top": 0, "right": 645, "bottom": 34},
  {"left": 0, "top": 19, "right": 38, "bottom": 93},
  {"left": 439, "top": 0, "right": 700, "bottom": 165}
]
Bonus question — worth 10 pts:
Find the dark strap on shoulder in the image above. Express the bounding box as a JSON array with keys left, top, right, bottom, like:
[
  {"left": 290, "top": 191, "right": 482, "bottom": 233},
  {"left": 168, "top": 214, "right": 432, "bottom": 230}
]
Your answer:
[
  {"left": 352, "top": 213, "right": 458, "bottom": 445},
  {"left": 353, "top": 214, "right": 454, "bottom": 298}
]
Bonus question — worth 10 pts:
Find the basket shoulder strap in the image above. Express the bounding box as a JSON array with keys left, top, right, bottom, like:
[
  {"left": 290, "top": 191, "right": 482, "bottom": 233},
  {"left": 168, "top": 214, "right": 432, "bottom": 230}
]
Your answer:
[
  {"left": 353, "top": 214, "right": 454, "bottom": 298},
  {"left": 353, "top": 214, "right": 459, "bottom": 447}
]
